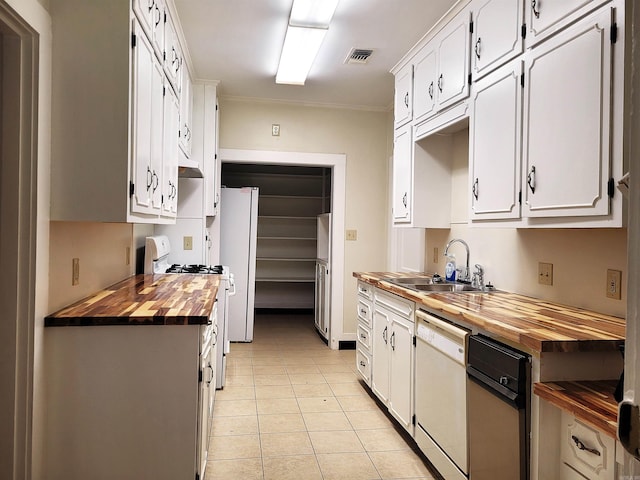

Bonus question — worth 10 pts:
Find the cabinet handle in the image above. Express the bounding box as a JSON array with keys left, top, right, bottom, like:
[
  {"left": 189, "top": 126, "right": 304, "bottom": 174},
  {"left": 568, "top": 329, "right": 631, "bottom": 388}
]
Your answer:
[
  {"left": 475, "top": 38, "right": 481, "bottom": 60},
  {"left": 147, "top": 0, "right": 155, "bottom": 12},
  {"left": 152, "top": 170, "right": 159, "bottom": 192},
  {"left": 146, "top": 166, "right": 153, "bottom": 191},
  {"left": 154, "top": 5, "right": 162, "bottom": 27},
  {"left": 404, "top": 92, "right": 409, "bottom": 108},
  {"left": 527, "top": 166, "right": 536, "bottom": 194},
  {"left": 359, "top": 360, "right": 366, "bottom": 367},
  {"left": 206, "top": 365, "right": 214, "bottom": 386},
  {"left": 571, "top": 435, "right": 601, "bottom": 456},
  {"left": 360, "top": 308, "right": 367, "bottom": 316},
  {"left": 532, "top": 0, "right": 540, "bottom": 18},
  {"left": 428, "top": 81, "right": 434, "bottom": 100},
  {"left": 438, "top": 74, "right": 443, "bottom": 93},
  {"left": 360, "top": 333, "right": 367, "bottom": 340},
  {"left": 390, "top": 331, "right": 396, "bottom": 351},
  {"left": 382, "top": 326, "right": 388, "bottom": 344},
  {"left": 402, "top": 192, "right": 407, "bottom": 208},
  {"left": 472, "top": 178, "right": 479, "bottom": 200}
]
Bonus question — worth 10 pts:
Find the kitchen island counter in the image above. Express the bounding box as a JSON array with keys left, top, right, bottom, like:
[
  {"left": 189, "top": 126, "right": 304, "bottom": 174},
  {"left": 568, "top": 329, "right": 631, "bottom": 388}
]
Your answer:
[
  {"left": 354, "top": 272, "right": 624, "bottom": 354},
  {"left": 45, "top": 274, "right": 219, "bottom": 327}
]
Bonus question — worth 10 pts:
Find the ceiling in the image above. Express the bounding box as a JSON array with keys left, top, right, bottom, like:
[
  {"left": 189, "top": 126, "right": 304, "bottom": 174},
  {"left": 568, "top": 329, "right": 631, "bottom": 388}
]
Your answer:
[{"left": 173, "top": 0, "right": 458, "bottom": 110}]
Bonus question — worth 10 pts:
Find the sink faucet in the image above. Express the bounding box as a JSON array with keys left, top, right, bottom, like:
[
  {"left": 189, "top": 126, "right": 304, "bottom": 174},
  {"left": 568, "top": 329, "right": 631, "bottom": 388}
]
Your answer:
[
  {"left": 471, "top": 264, "right": 484, "bottom": 290},
  {"left": 444, "top": 238, "right": 470, "bottom": 283}
]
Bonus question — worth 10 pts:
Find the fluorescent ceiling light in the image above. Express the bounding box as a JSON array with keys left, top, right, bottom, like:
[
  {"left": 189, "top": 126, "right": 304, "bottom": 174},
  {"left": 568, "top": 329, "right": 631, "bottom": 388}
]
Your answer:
[
  {"left": 290, "top": 0, "right": 340, "bottom": 27},
  {"left": 275, "top": 0, "right": 339, "bottom": 85},
  {"left": 276, "top": 25, "right": 327, "bottom": 85}
]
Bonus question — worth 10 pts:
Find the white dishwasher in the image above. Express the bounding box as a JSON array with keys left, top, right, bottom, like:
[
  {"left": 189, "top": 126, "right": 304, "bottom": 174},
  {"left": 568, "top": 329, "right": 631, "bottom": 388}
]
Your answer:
[{"left": 414, "top": 309, "right": 469, "bottom": 480}]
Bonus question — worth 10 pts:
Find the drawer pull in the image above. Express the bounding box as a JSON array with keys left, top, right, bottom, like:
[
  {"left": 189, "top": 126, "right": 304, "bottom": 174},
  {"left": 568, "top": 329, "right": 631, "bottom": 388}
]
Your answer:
[
  {"left": 359, "top": 361, "right": 366, "bottom": 367},
  {"left": 360, "top": 309, "right": 367, "bottom": 315},
  {"left": 360, "top": 333, "right": 367, "bottom": 339},
  {"left": 571, "top": 435, "right": 601, "bottom": 456}
]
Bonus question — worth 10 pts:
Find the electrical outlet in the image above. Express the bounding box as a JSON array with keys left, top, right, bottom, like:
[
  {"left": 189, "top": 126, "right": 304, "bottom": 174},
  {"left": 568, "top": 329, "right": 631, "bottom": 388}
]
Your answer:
[
  {"left": 606, "top": 269, "right": 622, "bottom": 300},
  {"left": 272, "top": 124, "right": 280, "bottom": 136},
  {"left": 346, "top": 229, "right": 357, "bottom": 241},
  {"left": 433, "top": 247, "right": 439, "bottom": 264},
  {"left": 538, "top": 262, "right": 553, "bottom": 286},
  {"left": 72, "top": 258, "right": 80, "bottom": 286},
  {"left": 183, "top": 236, "right": 193, "bottom": 250}
]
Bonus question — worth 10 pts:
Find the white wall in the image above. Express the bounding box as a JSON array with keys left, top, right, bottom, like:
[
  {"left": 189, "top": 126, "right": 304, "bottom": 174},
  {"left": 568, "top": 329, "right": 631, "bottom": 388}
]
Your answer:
[
  {"left": 218, "top": 98, "right": 392, "bottom": 335},
  {"left": 422, "top": 129, "right": 627, "bottom": 318}
]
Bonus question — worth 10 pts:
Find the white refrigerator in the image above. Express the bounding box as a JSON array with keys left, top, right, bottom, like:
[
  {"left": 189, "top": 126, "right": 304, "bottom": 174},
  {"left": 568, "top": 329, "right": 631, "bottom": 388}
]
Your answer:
[{"left": 220, "top": 187, "right": 258, "bottom": 342}]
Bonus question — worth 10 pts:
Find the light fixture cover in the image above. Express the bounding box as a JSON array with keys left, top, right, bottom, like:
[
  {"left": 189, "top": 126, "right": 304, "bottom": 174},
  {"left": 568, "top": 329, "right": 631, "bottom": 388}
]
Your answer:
[
  {"left": 276, "top": 26, "right": 327, "bottom": 85},
  {"left": 290, "top": 0, "right": 340, "bottom": 27}
]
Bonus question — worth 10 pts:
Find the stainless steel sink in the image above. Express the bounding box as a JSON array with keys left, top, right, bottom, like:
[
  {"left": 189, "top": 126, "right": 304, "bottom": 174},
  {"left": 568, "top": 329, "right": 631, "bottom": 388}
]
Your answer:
[{"left": 382, "top": 277, "right": 483, "bottom": 293}]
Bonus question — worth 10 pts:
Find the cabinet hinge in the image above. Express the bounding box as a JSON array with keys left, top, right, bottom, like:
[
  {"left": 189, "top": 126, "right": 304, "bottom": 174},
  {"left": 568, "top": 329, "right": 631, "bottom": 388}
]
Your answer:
[
  {"left": 131, "top": 33, "right": 136, "bottom": 48},
  {"left": 214, "top": 153, "right": 218, "bottom": 160},
  {"left": 163, "top": 85, "right": 166, "bottom": 97},
  {"left": 611, "top": 22, "right": 618, "bottom": 44},
  {"left": 518, "top": 190, "right": 522, "bottom": 204},
  {"left": 195, "top": 473, "right": 200, "bottom": 480},
  {"left": 198, "top": 369, "right": 203, "bottom": 383},
  {"left": 412, "top": 414, "right": 416, "bottom": 426},
  {"left": 520, "top": 72, "right": 525, "bottom": 88},
  {"left": 412, "top": 336, "right": 416, "bottom": 347},
  {"left": 468, "top": 73, "right": 472, "bottom": 85},
  {"left": 608, "top": 178, "right": 615, "bottom": 198},
  {"left": 164, "top": 12, "right": 167, "bottom": 24},
  {"left": 129, "top": 181, "right": 134, "bottom": 196},
  {"left": 521, "top": 24, "right": 526, "bottom": 39},
  {"left": 469, "top": 21, "right": 473, "bottom": 34}
]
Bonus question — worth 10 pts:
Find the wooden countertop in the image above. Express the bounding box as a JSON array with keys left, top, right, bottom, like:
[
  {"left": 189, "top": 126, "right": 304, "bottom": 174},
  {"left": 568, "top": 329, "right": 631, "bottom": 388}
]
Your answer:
[
  {"left": 354, "top": 272, "right": 625, "bottom": 353},
  {"left": 45, "top": 274, "right": 219, "bottom": 327},
  {"left": 534, "top": 380, "right": 619, "bottom": 438}
]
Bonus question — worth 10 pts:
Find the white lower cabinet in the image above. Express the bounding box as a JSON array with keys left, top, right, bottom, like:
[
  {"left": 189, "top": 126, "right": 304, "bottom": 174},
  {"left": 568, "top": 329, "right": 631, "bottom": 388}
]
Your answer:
[
  {"left": 371, "top": 289, "right": 415, "bottom": 433},
  {"left": 560, "top": 412, "right": 616, "bottom": 480},
  {"left": 356, "top": 281, "right": 374, "bottom": 386}
]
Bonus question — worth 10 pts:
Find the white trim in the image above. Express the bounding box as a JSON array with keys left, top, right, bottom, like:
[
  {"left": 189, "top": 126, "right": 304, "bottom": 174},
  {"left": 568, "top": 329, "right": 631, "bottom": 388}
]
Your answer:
[{"left": 219, "top": 148, "right": 346, "bottom": 349}]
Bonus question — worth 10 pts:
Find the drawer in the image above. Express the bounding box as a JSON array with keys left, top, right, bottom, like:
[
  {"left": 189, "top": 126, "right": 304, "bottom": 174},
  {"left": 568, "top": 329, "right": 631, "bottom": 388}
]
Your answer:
[
  {"left": 374, "top": 288, "right": 415, "bottom": 319},
  {"left": 356, "top": 349, "right": 371, "bottom": 385},
  {"left": 560, "top": 412, "right": 615, "bottom": 480},
  {"left": 357, "top": 323, "right": 372, "bottom": 351},
  {"left": 357, "top": 281, "right": 373, "bottom": 300},
  {"left": 357, "top": 300, "right": 372, "bottom": 326}
]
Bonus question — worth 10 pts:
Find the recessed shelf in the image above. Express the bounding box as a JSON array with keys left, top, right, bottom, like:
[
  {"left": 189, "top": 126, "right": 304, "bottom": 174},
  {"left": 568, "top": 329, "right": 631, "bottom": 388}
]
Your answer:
[
  {"left": 256, "top": 277, "right": 316, "bottom": 283},
  {"left": 257, "top": 257, "right": 316, "bottom": 262}
]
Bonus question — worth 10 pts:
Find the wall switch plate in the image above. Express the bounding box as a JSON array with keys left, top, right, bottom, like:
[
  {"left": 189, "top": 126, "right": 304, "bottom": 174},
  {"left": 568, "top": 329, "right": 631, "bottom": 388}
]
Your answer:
[
  {"left": 183, "top": 236, "right": 193, "bottom": 250},
  {"left": 606, "top": 269, "right": 622, "bottom": 300},
  {"left": 346, "top": 229, "right": 357, "bottom": 241},
  {"left": 538, "top": 262, "right": 553, "bottom": 286},
  {"left": 72, "top": 258, "right": 80, "bottom": 286},
  {"left": 272, "top": 124, "right": 280, "bottom": 136}
]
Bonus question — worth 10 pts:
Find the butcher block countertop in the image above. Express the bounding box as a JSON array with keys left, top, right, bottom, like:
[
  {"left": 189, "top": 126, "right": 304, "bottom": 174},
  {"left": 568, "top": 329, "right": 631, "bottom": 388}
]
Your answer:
[
  {"left": 45, "top": 274, "right": 219, "bottom": 327},
  {"left": 534, "top": 380, "right": 619, "bottom": 438},
  {"left": 354, "top": 272, "right": 625, "bottom": 354}
]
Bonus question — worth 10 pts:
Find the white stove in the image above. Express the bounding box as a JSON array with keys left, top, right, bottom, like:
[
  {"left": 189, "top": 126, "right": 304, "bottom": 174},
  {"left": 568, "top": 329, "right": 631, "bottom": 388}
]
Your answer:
[{"left": 144, "top": 235, "right": 234, "bottom": 389}]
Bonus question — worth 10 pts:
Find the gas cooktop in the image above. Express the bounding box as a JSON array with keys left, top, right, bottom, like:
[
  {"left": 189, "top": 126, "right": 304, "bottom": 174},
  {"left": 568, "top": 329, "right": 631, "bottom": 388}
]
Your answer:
[{"left": 166, "top": 264, "right": 224, "bottom": 275}]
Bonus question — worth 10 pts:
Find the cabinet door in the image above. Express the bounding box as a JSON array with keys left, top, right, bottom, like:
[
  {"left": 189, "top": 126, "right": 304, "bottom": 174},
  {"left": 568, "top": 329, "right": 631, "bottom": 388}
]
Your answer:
[
  {"left": 388, "top": 317, "right": 414, "bottom": 432},
  {"left": 150, "top": 61, "right": 164, "bottom": 213},
  {"left": 522, "top": 7, "right": 613, "bottom": 219},
  {"left": 162, "top": 81, "right": 179, "bottom": 217},
  {"left": 151, "top": 0, "right": 165, "bottom": 60},
  {"left": 204, "top": 90, "right": 219, "bottom": 217},
  {"left": 371, "top": 307, "right": 390, "bottom": 404},
  {"left": 392, "top": 123, "right": 412, "bottom": 223},
  {"left": 163, "top": 13, "right": 182, "bottom": 94},
  {"left": 526, "top": 0, "right": 610, "bottom": 46},
  {"left": 436, "top": 10, "right": 471, "bottom": 111},
  {"left": 394, "top": 64, "right": 413, "bottom": 128},
  {"left": 179, "top": 67, "right": 193, "bottom": 158},
  {"left": 413, "top": 46, "right": 437, "bottom": 123},
  {"left": 131, "top": 20, "right": 156, "bottom": 215},
  {"left": 469, "top": 60, "right": 522, "bottom": 220},
  {"left": 132, "top": 0, "right": 154, "bottom": 39},
  {"left": 472, "top": 0, "right": 524, "bottom": 78}
]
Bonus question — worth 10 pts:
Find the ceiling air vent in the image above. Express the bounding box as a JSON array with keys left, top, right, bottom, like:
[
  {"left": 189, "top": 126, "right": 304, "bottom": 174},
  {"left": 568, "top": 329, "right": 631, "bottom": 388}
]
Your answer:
[{"left": 345, "top": 48, "right": 374, "bottom": 65}]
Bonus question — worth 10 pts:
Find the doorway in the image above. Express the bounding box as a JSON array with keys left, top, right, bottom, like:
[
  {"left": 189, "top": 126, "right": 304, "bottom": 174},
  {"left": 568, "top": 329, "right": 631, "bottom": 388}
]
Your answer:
[
  {"left": 218, "top": 148, "right": 346, "bottom": 350},
  {"left": 0, "top": 3, "right": 39, "bottom": 479}
]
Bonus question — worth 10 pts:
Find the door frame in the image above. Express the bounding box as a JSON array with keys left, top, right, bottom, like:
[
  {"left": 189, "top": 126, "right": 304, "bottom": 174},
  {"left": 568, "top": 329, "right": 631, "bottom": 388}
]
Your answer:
[{"left": 219, "top": 148, "right": 346, "bottom": 350}]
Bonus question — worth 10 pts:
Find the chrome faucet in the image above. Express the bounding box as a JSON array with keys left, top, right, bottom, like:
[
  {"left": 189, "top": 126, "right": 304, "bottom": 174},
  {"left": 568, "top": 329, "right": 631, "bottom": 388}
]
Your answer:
[
  {"left": 444, "top": 238, "right": 470, "bottom": 283},
  {"left": 471, "top": 264, "right": 484, "bottom": 290}
]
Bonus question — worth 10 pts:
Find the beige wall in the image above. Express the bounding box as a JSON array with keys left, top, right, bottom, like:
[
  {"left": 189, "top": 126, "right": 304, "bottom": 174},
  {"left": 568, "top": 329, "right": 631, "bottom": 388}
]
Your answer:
[
  {"left": 48, "top": 222, "right": 135, "bottom": 312},
  {"left": 219, "top": 98, "right": 392, "bottom": 335},
  {"left": 423, "top": 130, "right": 627, "bottom": 318}
]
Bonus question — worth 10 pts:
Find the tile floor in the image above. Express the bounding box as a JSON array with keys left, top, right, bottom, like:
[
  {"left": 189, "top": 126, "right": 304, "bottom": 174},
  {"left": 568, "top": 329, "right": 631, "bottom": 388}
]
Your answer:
[{"left": 206, "top": 312, "right": 438, "bottom": 480}]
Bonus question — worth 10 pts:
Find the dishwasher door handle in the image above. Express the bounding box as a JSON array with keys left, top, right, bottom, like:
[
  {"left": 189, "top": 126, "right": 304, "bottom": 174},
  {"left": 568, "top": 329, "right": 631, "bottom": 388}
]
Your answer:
[
  {"left": 467, "top": 365, "right": 523, "bottom": 408},
  {"left": 416, "top": 310, "right": 469, "bottom": 342}
]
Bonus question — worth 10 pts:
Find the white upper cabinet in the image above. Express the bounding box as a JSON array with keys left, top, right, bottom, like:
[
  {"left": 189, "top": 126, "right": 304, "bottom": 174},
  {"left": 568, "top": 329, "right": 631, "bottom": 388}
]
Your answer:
[
  {"left": 132, "top": 0, "right": 165, "bottom": 61},
  {"left": 179, "top": 66, "right": 193, "bottom": 159},
  {"left": 163, "top": 9, "right": 183, "bottom": 95},
  {"left": 412, "top": 7, "right": 472, "bottom": 124},
  {"left": 471, "top": 0, "right": 524, "bottom": 79},
  {"left": 392, "top": 124, "right": 412, "bottom": 223},
  {"left": 525, "top": 0, "right": 611, "bottom": 46},
  {"left": 469, "top": 60, "right": 523, "bottom": 221},
  {"left": 394, "top": 64, "right": 413, "bottom": 128},
  {"left": 522, "top": 6, "right": 614, "bottom": 219},
  {"left": 162, "top": 81, "right": 180, "bottom": 218},
  {"left": 436, "top": 9, "right": 472, "bottom": 111}
]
